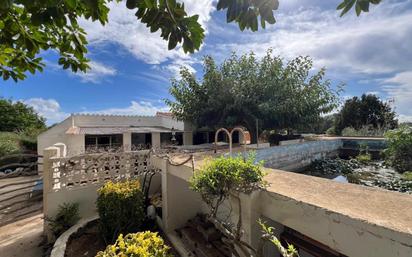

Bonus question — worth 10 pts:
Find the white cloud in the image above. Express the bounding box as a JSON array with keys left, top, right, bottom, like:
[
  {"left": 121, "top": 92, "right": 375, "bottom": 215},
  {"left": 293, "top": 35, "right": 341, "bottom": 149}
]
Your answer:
[
  {"left": 83, "top": 101, "right": 169, "bottom": 116},
  {"left": 23, "top": 98, "right": 170, "bottom": 125},
  {"left": 80, "top": 1, "right": 214, "bottom": 66},
  {"left": 23, "top": 98, "right": 69, "bottom": 125},
  {"left": 381, "top": 71, "right": 412, "bottom": 120},
  {"left": 398, "top": 114, "right": 412, "bottom": 123},
  {"left": 207, "top": 1, "right": 412, "bottom": 76},
  {"left": 74, "top": 61, "right": 117, "bottom": 83}
]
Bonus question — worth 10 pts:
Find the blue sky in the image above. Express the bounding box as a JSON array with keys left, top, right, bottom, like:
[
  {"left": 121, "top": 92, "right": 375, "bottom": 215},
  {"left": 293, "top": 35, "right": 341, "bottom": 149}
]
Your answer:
[{"left": 1, "top": 0, "right": 412, "bottom": 125}]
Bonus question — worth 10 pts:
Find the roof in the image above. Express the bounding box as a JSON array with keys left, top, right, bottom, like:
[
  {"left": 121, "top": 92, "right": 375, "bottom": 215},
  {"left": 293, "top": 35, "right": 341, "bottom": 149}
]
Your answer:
[
  {"left": 156, "top": 112, "right": 174, "bottom": 117},
  {"left": 65, "top": 126, "right": 183, "bottom": 135}
]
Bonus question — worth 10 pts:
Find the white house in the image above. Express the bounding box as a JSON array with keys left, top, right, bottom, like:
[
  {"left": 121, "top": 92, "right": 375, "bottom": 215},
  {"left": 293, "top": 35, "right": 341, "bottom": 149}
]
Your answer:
[{"left": 37, "top": 112, "right": 194, "bottom": 157}]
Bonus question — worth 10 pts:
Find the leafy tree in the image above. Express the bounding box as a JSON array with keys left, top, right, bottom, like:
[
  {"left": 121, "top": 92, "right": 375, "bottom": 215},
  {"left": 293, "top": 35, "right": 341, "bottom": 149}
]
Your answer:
[
  {"left": 335, "top": 94, "right": 398, "bottom": 134},
  {"left": 0, "top": 0, "right": 380, "bottom": 82},
  {"left": 0, "top": 99, "right": 46, "bottom": 132},
  {"left": 337, "top": 0, "right": 381, "bottom": 17},
  {"left": 167, "top": 50, "right": 339, "bottom": 139}
]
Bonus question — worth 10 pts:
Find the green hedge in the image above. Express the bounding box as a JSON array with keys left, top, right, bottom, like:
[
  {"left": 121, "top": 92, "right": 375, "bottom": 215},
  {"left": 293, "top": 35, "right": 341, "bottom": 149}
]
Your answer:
[
  {"left": 96, "top": 180, "right": 145, "bottom": 243},
  {"left": 95, "top": 231, "right": 173, "bottom": 257}
]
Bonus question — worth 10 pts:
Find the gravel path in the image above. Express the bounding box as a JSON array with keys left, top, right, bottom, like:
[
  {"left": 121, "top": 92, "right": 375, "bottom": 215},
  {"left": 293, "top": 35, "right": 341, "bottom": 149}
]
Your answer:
[{"left": 0, "top": 214, "right": 44, "bottom": 257}]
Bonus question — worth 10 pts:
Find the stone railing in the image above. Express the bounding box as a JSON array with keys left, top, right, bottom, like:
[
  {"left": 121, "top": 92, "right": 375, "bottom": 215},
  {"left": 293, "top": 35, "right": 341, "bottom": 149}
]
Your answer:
[{"left": 46, "top": 150, "right": 151, "bottom": 193}]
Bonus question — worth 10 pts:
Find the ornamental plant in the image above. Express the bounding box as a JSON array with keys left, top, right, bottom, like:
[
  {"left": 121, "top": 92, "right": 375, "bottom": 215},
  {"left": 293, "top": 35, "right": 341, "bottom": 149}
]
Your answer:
[
  {"left": 97, "top": 180, "right": 145, "bottom": 243},
  {"left": 384, "top": 125, "right": 412, "bottom": 173},
  {"left": 95, "top": 231, "right": 173, "bottom": 257},
  {"left": 190, "top": 154, "right": 265, "bottom": 218},
  {"left": 190, "top": 154, "right": 297, "bottom": 257}
]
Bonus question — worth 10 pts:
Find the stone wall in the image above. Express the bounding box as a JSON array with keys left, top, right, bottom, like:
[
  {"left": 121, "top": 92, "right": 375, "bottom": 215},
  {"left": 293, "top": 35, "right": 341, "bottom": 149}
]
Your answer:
[{"left": 254, "top": 139, "right": 343, "bottom": 171}]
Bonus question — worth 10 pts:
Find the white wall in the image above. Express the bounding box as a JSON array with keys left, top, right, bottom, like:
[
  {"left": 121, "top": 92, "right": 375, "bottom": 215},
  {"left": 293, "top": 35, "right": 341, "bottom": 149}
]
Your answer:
[{"left": 153, "top": 157, "right": 412, "bottom": 257}]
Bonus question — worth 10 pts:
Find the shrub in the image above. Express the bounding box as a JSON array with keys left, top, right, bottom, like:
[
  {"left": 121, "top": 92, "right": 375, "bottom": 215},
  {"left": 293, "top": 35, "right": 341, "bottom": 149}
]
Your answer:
[
  {"left": 190, "top": 154, "right": 265, "bottom": 217},
  {"left": 403, "top": 172, "right": 412, "bottom": 181},
  {"left": 47, "top": 202, "right": 80, "bottom": 237},
  {"left": 326, "top": 126, "right": 337, "bottom": 136},
  {"left": 384, "top": 126, "right": 412, "bottom": 173},
  {"left": 97, "top": 180, "right": 145, "bottom": 243},
  {"left": 95, "top": 231, "right": 173, "bottom": 257},
  {"left": 0, "top": 132, "right": 21, "bottom": 157},
  {"left": 356, "top": 154, "right": 372, "bottom": 164}
]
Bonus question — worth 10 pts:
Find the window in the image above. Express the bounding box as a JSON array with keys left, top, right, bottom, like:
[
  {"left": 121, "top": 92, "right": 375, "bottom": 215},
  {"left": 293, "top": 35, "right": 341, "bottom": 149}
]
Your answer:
[
  {"left": 132, "top": 133, "right": 152, "bottom": 150},
  {"left": 85, "top": 134, "right": 123, "bottom": 152}
]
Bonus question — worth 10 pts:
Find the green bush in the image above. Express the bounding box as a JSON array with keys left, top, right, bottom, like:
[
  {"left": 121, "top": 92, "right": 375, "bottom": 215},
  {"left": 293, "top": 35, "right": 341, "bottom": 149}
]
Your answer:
[
  {"left": 97, "top": 180, "right": 145, "bottom": 243},
  {"left": 190, "top": 154, "right": 265, "bottom": 217},
  {"left": 47, "top": 202, "right": 80, "bottom": 237},
  {"left": 326, "top": 126, "right": 337, "bottom": 136},
  {"left": 0, "top": 132, "right": 21, "bottom": 157},
  {"left": 95, "top": 231, "right": 173, "bottom": 257},
  {"left": 384, "top": 126, "right": 412, "bottom": 173},
  {"left": 402, "top": 172, "right": 412, "bottom": 181},
  {"left": 356, "top": 154, "right": 372, "bottom": 164}
]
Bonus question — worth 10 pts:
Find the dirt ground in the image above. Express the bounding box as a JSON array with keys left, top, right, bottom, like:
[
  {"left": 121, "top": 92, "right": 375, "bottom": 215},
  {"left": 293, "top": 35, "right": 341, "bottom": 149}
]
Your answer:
[
  {"left": 0, "top": 214, "right": 44, "bottom": 257},
  {"left": 65, "top": 223, "right": 106, "bottom": 257}
]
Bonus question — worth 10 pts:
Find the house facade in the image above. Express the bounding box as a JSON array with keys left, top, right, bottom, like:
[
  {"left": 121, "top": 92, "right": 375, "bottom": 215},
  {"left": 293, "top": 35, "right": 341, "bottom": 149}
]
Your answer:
[{"left": 37, "top": 112, "right": 194, "bottom": 157}]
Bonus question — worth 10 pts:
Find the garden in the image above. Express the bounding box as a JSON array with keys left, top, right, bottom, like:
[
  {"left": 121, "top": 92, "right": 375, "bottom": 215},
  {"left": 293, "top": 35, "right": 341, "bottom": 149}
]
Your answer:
[{"left": 48, "top": 155, "right": 297, "bottom": 257}]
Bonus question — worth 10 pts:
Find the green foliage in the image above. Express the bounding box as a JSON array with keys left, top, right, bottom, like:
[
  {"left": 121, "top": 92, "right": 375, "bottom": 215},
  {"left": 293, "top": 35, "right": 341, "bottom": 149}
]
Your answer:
[
  {"left": 337, "top": 0, "right": 382, "bottom": 17},
  {"left": 97, "top": 180, "right": 145, "bottom": 243},
  {"left": 356, "top": 153, "right": 372, "bottom": 164},
  {"left": 0, "top": 99, "right": 46, "bottom": 132},
  {"left": 402, "top": 172, "right": 412, "bottom": 181},
  {"left": 217, "top": 0, "right": 278, "bottom": 31},
  {"left": 384, "top": 126, "right": 412, "bottom": 173},
  {"left": 0, "top": 0, "right": 281, "bottom": 82},
  {"left": 259, "top": 220, "right": 298, "bottom": 257},
  {"left": 341, "top": 125, "right": 387, "bottom": 137},
  {"left": 326, "top": 126, "right": 338, "bottom": 136},
  {"left": 310, "top": 158, "right": 360, "bottom": 175},
  {"left": 0, "top": 132, "right": 21, "bottom": 157},
  {"left": 47, "top": 202, "right": 80, "bottom": 237},
  {"left": 167, "top": 50, "right": 339, "bottom": 138},
  {"left": 335, "top": 94, "right": 398, "bottom": 135},
  {"left": 95, "top": 231, "right": 173, "bottom": 257},
  {"left": 190, "top": 154, "right": 265, "bottom": 217}
]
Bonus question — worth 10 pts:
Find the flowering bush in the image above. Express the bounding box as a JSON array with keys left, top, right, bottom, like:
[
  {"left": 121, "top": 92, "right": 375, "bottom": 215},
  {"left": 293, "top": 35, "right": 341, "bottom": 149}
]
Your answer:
[
  {"left": 97, "top": 180, "right": 145, "bottom": 243},
  {"left": 95, "top": 231, "right": 173, "bottom": 257}
]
